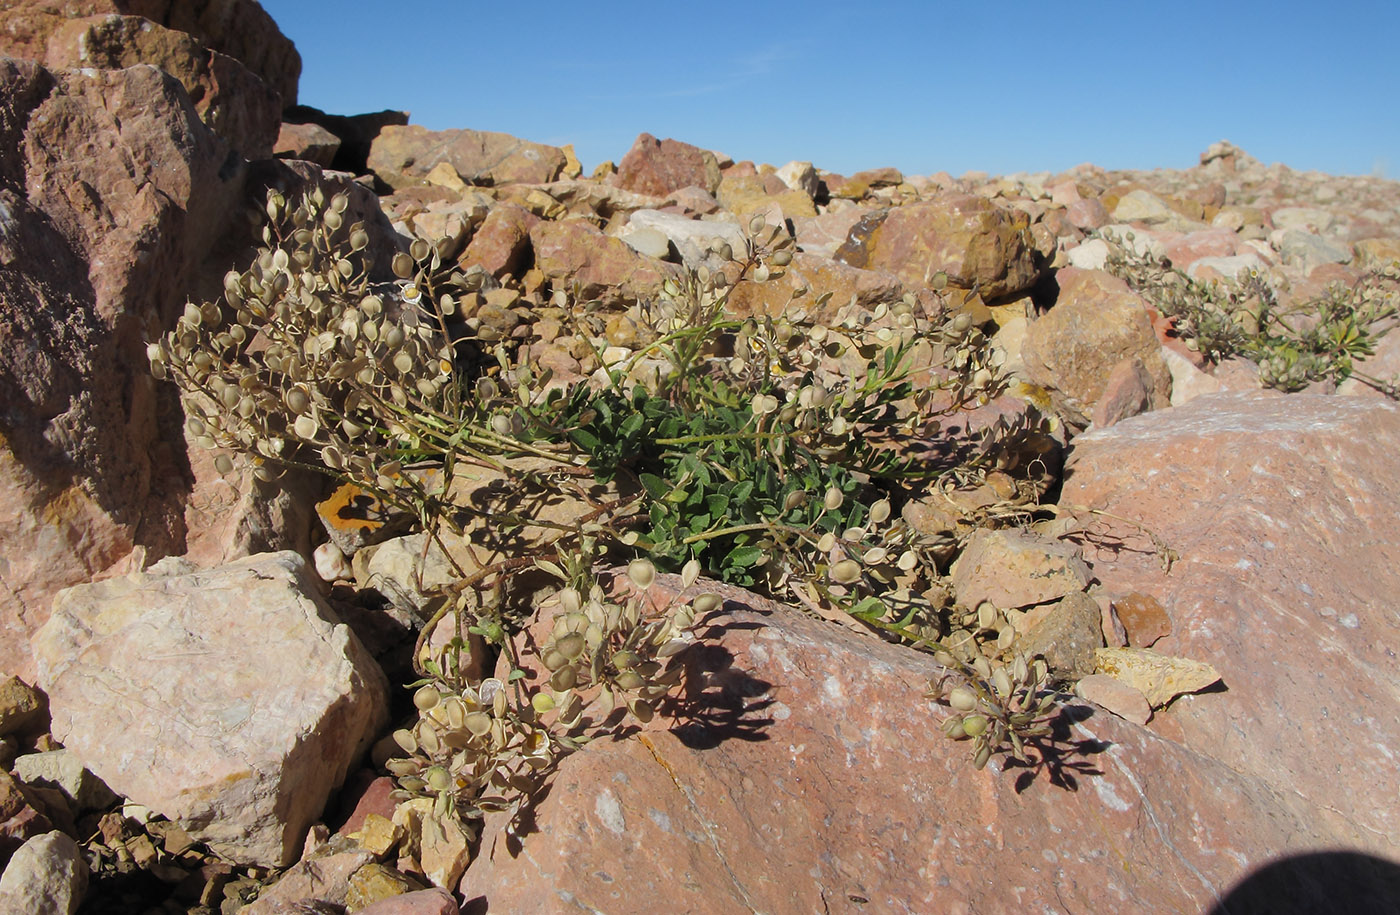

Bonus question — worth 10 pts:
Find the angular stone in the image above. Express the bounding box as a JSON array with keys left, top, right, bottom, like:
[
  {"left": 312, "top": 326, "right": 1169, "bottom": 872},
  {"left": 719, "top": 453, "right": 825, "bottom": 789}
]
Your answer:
[
  {"left": 1066, "top": 197, "right": 1110, "bottom": 231},
  {"left": 275, "top": 121, "right": 341, "bottom": 167},
  {"left": 1277, "top": 228, "right": 1352, "bottom": 270},
  {"left": 12, "top": 750, "right": 117, "bottom": 814},
  {"left": 716, "top": 173, "right": 816, "bottom": 218},
  {"left": 0, "top": 0, "right": 300, "bottom": 106},
  {"left": 0, "top": 771, "right": 53, "bottom": 865},
  {"left": 0, "top": 59, "right": 243, "bottom": 681},
  {"left": 1112, "top": 591, "right": 1172, "bottom": 647},
  {"left": 1352, "top": 237, "right": 1400, "bottom": 270},
  {"left": 622, "top": 209, "right": 745, "bottom": 270},
  {"left": 0, "top": 831, "right": 86, "bottom": 915},
  {"left": 1022, "top": 267, "right": 1172, "bottom": 424},
  {"left": 44, "top": 14, "right": 281, "bottom": 157},
  {"left": 723, "top": 252, "right": 904, "bottom": 324},
  {"left": 835, "top": 194, "right": 1040, "bottom": 300},
  {"left": 1112, "top": 189, "right": 1175, "bottom": 225},
  {"left": 775, "top": 160, "right": 819, "bottom": 197},
  {"left": 33, "top": 552, "right": 389, "bottom": 866},
  {"left": 369, "top": 125, "right": 566, "bottom": 189},
  {"left": 462, "top": 577, "right": 1380, "bottom": 913},
  {"left": 1095, "top": 648, "right": 1221, "bottom": 709},
  {"left": 357, "top": 888, "right": 459, "bottom": 915},
  {"left": 459, "top": 203, "right": 541, "bottom": 278},
  {"left": 0, "top": 677, "right": 42, "bottom": 737},
  {"left": 1091, "top": 357, "right": 1154, "bottom": 428},
  {"left": 243, "top": 841, "right": 375, "bottom": 915},
  {"left": 789, "top": 207, "right": 869, "bottom": 259},
  {"left": 1059, "top": 391, "right": 1400, "bottom": 844},
  {"left": 951, "top": 528, "right": 1091, "bottom": 610},
  {"left": 611, "top": 132, "right": 721, "bottom": 197},
  {"left": 393, "top": 799, "right": 470, "bottom": 891},
  {"left": 346, "top": 863, "right": 424, "bottom": 910},
  {"left": 529, "top": 219, "right": 678, "bottom": 306},
  {"left": 1074, "top": 673, "right": 1152, "bottom": 725},
  {"left": 1016, "top": 591, "right": 1103, "bottom": 679}
]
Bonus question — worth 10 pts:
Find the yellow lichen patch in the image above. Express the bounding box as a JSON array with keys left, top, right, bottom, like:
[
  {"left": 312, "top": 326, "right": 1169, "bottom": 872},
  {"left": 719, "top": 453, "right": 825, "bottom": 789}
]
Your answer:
[{"left": 1094, "top": 647, "right": 1221, "bottom": 709}]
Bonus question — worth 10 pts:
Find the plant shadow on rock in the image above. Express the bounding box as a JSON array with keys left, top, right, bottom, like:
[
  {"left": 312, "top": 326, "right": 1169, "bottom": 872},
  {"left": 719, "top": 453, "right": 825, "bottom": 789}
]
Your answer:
[{"left": 1001, "top": 703, "right": 1111, "bottom": 793}]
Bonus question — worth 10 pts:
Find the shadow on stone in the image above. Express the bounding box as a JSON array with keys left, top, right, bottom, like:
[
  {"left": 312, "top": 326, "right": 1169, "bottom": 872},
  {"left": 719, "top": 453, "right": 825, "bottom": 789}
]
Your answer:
[
  {"left": 1208, "top": 850, "right": 1400, "bottom": 915},
  {"left": 1003, "top": 702, "right": 1111, "bottom": 793},
  {"left": 666, "top": 641, "right": 776, "bottom": 751}
]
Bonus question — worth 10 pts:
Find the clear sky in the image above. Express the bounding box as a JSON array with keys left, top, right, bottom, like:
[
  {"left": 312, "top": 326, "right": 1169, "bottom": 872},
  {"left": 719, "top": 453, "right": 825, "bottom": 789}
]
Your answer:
[{"left": 260, "top": 0, "right": 1399, "bottom": 180}]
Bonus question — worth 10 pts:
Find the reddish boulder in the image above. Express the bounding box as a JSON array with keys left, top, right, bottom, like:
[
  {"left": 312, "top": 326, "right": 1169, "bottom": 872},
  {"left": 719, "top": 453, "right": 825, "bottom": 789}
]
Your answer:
[
  {"left": 611, "top": 132, "right": 721, "bottom": 197},
  {"left": 369, "top": 125, "right": 567, "bottom": 188},
  {"left": 723, "top": 251, "right": 903, "bottom": 324},
  {"left": 461, "top": 577, "right": 1373, "bottom": 913},
  {"left": 43, "top": 14, "right": 282, "bottom": 157},
  {"left": 529, "top": 219, "right": 678, "bottom": 306},
  {"left": 835, "top": 194, "right": 1040, "bottom": 300},
  {"left": 275, "top": 121, "right": 341, "bottom": 167},
  {"left": 1060, "top": 391, "right": 1400, "bottom": 847},
  {"left": 460, "top": 202, "right": 541, "bottom": 278},
  {"left": 1021, "top": 268, "right": 1172, "bottom": 425},
  {"left": 0, "top": 0, "right": 300, "bottom": 106}
]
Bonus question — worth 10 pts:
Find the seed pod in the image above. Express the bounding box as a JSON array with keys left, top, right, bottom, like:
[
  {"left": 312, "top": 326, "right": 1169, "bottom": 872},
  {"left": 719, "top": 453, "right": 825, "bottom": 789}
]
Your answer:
[
  {"left": 691, "top": 593, "right": 722, "bottom": 615},
  {"left": 962, "top": 714, "right": 988, "bottom": 738},
  {"left": 681, "top": 558, "right": 701, "bottom": 590},
  {"left": 414, "top": 685, "right": 442, "bottom": 711},
  {"left": 948, "top": 687, "right": 978, "bottom": 712},
  {"left": 830, "top": 559, "right": 861, "bottom": 584},
  {"left": 824, "top": 486, "right": 844, "bottom": 512},
  {"left": 627, "top": 558, "right": 656, "bottom": 589}
]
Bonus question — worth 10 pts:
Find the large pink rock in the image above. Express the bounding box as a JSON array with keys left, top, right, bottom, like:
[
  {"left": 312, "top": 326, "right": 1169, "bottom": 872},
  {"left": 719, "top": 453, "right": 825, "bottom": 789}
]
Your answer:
[
  {"left": 460, "top": 202, "right": 541, "bottom": 278},
  {"left": 1059, "top": 391, "right": 1400, "bottom": 848},
  {"left": 0, "top": 0, "right": 300, "bottom": 106},
  {"left": 834, "top": 194, "right": 1040, "bottom": 299},
  {"left": 611, "top": 132, "right": 721, "bottom": 197},
  {"left": 529, "top": 219, "right": 678, "bottom": 306},
  {"left": 461, "top": 577, "right": 1373, "bottom": 913},
  {"left": 0, "top": 60, "right": 242, "bottom": 679},
  {"left": 1021, "top": 267, "right": 1172, "bottom": 424},
  {"left": 368, "top": 124, "right": 566, "bottom": 189},
  {"left": 42, "top": 14, "right": 282, "bottom": 157}
]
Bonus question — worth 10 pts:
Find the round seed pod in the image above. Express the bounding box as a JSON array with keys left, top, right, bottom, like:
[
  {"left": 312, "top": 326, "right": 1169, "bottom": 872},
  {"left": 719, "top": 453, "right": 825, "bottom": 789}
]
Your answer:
[
  {"left": 627, "top": 559, "right": 656, "bottom": 589},
  {"left": 948, "top": 687, "right": 978, "bottom": 712},
  {"left": 691, "top": 593, "right": 722, "bottom": 615},
  {"left": 962, "top": 714, "right": 988, "bottom": 738},
  {"left": 830, "top": 559, "right": 861, "bottom": 584}
]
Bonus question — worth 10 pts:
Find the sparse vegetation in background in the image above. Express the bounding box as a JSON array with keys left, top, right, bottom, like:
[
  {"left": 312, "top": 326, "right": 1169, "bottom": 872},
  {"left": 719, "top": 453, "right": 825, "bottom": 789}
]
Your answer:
[
  {"left": 148, "top": 188, "right": 1075, "bottom": 836},
  {"left": 1099, "top": 229, "right": 1400, "bottom": 394}
]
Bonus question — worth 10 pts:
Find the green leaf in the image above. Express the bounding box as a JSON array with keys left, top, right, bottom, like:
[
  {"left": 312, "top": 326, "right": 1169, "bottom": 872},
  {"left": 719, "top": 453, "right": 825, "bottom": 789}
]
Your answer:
[
  {"left": 723, "top": 544, "right": 764, "bottom": 569},
  {"left": 639, "top": 473, "right": 671, "bottom": 499}
]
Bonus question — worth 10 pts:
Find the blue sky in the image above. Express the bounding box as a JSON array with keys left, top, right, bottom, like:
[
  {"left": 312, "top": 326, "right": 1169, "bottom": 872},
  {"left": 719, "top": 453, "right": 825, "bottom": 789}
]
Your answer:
[{"left": 261, "top": 0, "right": 1399, "bottom": 179}]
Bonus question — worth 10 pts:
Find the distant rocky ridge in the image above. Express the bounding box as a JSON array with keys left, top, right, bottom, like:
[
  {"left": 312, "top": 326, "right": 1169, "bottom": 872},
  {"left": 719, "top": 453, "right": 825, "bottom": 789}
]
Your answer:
[{"left": 0, "top": 3, "right": 1397, "bottom": 914}]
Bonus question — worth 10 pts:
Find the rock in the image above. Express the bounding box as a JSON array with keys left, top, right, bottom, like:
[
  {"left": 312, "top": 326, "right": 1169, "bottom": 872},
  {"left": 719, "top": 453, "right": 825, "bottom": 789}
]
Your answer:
[
  {"left": 1095, "top": 645, "right": 1222, "bottom": 709},
  {"left": 1021, "top": 267, "right": 1172, "bottom": 424},
  {"left": 1059, "top": 391, "right": 1400, "bottom": 845},
  {"left": 835, "top": 194, "right": 1040, "bottom": 300},
  {"left": 1074, "top": 673, "right": 1152, "bottom": 725},
  {"left": 356, "top": 888, "right": 459, "bottom": 915},
  {"left": 12, "top": 750, "right": 117, "bottom": 814},
  {"left": 1277, "top": 228, "right": 1352, "bottom": 270},
  {"left": 392, "top": 799, "right": 471, "bottom": 891},
  {"left": 33, "top": 552, "right": 389, "bottom": 867},
  {"left": 44, "top": 14, "right": 282, "bottom": 158},
  {"left": 622, "top": 209, "right": 745, "bottom": 270},
  {"left": 1187, "top": 252, "right": 1270, "bottom": 282},
  {"left": 1065, "top": 196, "right": 1110, "bottom": 231},
  {"left": 723, "top": 251, "right": 904, "bottom": 324},
  {"left": 1161, "top": 345, "right": 1223, "bottom": 404},
  {"left": 611, "top": 132, "right": 721, "bottom": 197},
  {"left": 1066, "top": 237, "right": 1111, "bottom": 270},
  {"left": 346, "top": 863, "right": 425, "bottom": 909},
  {"left": 462, "top": 578, "right": 1379, "bottom": 913},
  {"left": 1163, "top": 227, "right": 1240, "bottom": 270},
  {"left": 283, "top": 106, "right": 409, "bottom": 175},
  {"left": 369, "top": 125, "right": 567, "bottom": 189},
  {"left": 0, "top": 831, "right": 86, "bottom": 915},
  {"left": 1111, "top": 591, "right": 1173, "bottom": 647},
  {"left": 275, "top": 121, "right": 341, "bottom": 167},
  {"left": 530, "top": 219, "right": 678, "bottom": 306},
  {"left": 1091, "top": 357, "right": 1155, "bottom": 428},
  {"left": 243, "top": 840, "right": 375, "bottom": 915},
  {"left": 789, "top": 207, "right": 869, "bottom": 259},
  {"left": 459, "top": 202, "right": 541, "bottom": 278},
  {"left": 0, "top": 0, "right": 301, "bottom": 106},
  {"left": 0, "top": 59, "right": 244, "bottom": 681},
  {"left": 1352, "top": 237, "right": 1400, "bottom": 270},
  {"left": 951, "top": 528, "right": 1092, "bottom": 610},
  {"left": 715, "top": 173, "right": 816, "bottom": 218},
  {"left": 0, "top": 678, "right": 42, "bottom": 737},
  {"left": 775, "top": 160, "right": 820, "bottom": 197},
  {"left": 1016, "top": 591, "right": 1103, "bottom": 679},
  {"left": 0, "top": 771, "right": 53, "bottom": 865},
  {"left": 1112, "top": 189, "right": 1175, "bottom": 225}
]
